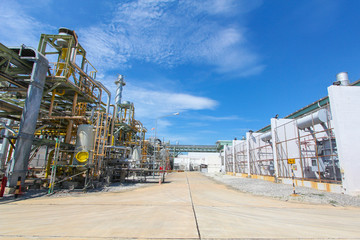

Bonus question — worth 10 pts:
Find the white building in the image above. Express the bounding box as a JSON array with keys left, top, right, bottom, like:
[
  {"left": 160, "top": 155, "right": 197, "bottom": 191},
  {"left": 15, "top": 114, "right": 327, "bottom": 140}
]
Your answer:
[
  {"left": 222, "top": 72, "right": 360, "bottom": 196},
  {"left": 174, "top": 152, "right": 221, "bottom": 173}
]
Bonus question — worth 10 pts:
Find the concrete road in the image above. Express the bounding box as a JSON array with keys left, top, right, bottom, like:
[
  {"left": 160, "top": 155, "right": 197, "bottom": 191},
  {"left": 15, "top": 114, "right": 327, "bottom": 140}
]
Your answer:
[{"left": 0, "top": 172, "right": 359, "bottom": 239}]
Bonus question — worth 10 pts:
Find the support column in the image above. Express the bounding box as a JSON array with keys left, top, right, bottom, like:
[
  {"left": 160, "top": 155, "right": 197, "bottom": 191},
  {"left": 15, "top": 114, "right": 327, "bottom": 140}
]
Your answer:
[
  {"left": 328, "top": 85, "right": 360, "bottom": 196},
  {"left": 65, "top": 92, "right": 78, "bottom": 144},
  {"left": 232, "top": 140, "right": 236, "bottom": 174},
  {"left": 6, "top": 47, "right": 49, "bottom": 187},
  {"left": 224, "top": 145, "right": 227, "bottom": 172},
  {"left": 271, "top": 118, "right": 279, "bottom": 179},
  {"left": 246, "top": 132, "right": 251, "bottom": 177}
]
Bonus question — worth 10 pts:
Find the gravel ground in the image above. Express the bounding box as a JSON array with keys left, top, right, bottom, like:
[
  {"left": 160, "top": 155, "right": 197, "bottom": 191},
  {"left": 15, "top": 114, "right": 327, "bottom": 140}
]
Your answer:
[
  {"left": 47, "top": 181, "right": 148, "bottom": 198},
  {"left": 205, "top": 172, "right": 360, "bottom": 207},
  {"left": 0, "top": 177, "right": 161, "bottom": 203}
]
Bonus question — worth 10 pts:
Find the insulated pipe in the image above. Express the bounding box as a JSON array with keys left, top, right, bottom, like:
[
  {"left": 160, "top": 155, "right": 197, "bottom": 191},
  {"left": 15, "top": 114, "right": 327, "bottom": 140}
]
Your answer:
[
  {"left": 68, "top": 47, "right": 111, "bottom": 114},
  {"left": 94, "top": 86, "right": 102, "bottom": 112},
  {"left": 296, "top": 109, "right": 329, "bottom": 130},
  {"left": 105, "top": 146, "right": 132, "bottom": 150},
  {"left": 232, "top": 140, "right": 235, "bottom": 174},
  {"left": 6, "top": 46, "right": 49, "bottom": 187},
  {"left": 109, "top": 104, "right": 116, "bottom": 146},
  {"left": 96, "top": 80, "right": 111, "bottom": 114},
  {"left": 0, "top": 119, "right": 13, "bottom": 170},
  {"left": 223, "top": 145, "right": 227, "bottom": 172},
  {"left": 260, "top": 131, "right": 272, "bottom": 142},
  {"left": 0, "top": 122, "right": 16, "bottom": 135}
]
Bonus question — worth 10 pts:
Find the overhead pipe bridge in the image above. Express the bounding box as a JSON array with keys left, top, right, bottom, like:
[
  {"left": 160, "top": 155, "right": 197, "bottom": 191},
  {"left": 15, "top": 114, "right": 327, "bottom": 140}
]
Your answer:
[{"left": 169, "top": 145, "right": 218, "bottom": 157}]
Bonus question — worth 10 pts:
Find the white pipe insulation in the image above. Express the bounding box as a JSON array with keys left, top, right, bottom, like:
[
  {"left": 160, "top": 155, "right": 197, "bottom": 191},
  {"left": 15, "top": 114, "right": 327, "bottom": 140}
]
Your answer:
[
  {"left": 260, "top": 108, "right": 329, "bottom": 142},
  {"left": 260, "top": 131, "right": 272, "bottom": 142},
  {"left": 296, "top": 108, "right": 329, "bottom": 130}
]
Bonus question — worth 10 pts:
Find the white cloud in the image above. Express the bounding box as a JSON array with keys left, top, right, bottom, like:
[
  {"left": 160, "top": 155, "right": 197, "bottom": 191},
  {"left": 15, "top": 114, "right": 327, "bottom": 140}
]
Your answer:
[
  {"left": 201, "top": 115, "right": 241, "bottom": 121},
  {"left": 79, "top": 0, "right": 264, "bottom": 76},
  {"left": 201, "top": 0, "right": 238, "bottom": 14},
  {"left": 198, "top": 0, "right": 263, "bottom": 15},
  {"left": 200, "top": 27, "right": 265, "bottom": 75},
  {"left": 182, "top": 113, "right": 256, "bottom": 122},
  {"left": 0, "top": 0, "right": 263, "bottom": 144},
  {"left": 0, "top": 1, "right": 54, "bottom": 47},
  {"left": 122, "top": 83, "right": 218, "bottom": 119}
]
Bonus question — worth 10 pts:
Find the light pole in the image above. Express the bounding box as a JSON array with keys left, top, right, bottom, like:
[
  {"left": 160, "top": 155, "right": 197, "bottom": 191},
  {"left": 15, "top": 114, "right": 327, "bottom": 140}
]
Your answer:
[{"left": 153, "top": 112, "right": 179, "bottom": 175}]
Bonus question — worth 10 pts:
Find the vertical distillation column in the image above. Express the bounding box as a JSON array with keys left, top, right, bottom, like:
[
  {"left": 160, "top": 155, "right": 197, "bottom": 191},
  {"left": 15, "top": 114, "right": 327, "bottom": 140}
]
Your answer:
[
  {"left": 114, "top": 75, "right": 126, "bottom": 120},
  {"left": 6, "top": 47, "right": 49, "bottom": 187}
]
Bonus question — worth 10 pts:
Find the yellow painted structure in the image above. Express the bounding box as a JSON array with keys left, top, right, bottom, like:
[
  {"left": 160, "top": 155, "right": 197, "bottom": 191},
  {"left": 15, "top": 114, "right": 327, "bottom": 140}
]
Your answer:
[{"left": 226, "top": 172, "right": 342, "bottom": 193}]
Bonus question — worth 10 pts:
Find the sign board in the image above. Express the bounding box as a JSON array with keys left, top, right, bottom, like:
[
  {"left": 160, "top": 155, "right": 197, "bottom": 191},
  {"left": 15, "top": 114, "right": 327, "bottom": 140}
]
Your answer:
[{"left": 287, "top": 158, "right": 295, "bottom": 164}]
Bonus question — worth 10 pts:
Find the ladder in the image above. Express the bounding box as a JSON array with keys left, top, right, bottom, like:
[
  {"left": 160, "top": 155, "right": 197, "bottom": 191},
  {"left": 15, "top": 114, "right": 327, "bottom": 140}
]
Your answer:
[{"left": 93, "top": 111, "right": 110, "bottom": 173}]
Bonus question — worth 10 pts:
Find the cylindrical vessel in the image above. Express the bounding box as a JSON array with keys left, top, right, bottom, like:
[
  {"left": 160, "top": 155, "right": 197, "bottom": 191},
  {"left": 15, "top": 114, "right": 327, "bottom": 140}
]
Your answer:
[
  {"left": 297, "top": 109, "right": 328, "bottom": 130},
  {"left": 130, "top": 146, "right": 141, "bottom": 167},
  {"left": 56, "top": 27, "right": 77, "bottom": 48},
  {"left": 336, "top": 72, "right": 350, "bottom": 86},
  {"left": 260, "top": 131, "right": 272, "bottom": 142},
  {"left": 114, "top": 75, "right": 126, "bottom": 119},
  {"left": 74, "top": 124, "right": 95, "bottom": 165},
  {"left": 114, "top": 75, "right": 125, "bottom": 106}
]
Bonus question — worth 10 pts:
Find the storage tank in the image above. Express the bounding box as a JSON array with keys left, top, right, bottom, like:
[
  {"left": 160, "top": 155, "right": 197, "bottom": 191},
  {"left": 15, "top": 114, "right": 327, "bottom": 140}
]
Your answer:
[{"left": 73, "top": 124, "right": 95, "bottom": 165}]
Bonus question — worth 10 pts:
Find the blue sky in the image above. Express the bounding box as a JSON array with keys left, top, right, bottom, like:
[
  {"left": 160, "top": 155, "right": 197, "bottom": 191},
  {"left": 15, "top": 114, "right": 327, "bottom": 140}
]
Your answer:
[{"left": 1, "top": 0, "right": 360, "bottom": 145}]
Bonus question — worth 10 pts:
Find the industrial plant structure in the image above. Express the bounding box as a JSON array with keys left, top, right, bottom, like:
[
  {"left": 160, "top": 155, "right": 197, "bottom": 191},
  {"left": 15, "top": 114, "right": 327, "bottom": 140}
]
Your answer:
[
  {"left": 0, "top": 28, "right": 171, "bottom": 194},
  {"left": 220, "top": 74, "right": 360, "bottom": 196},
  {"left": 1, "top": 28, "right": 359, "bottom": 198}
]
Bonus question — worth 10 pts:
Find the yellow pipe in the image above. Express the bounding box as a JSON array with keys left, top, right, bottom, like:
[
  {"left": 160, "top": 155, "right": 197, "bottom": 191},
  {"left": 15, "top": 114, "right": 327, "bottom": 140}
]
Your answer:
[
  {"left": 56, "top": 48, "right": 67, "bottom": 76},
  {"left": 56, "top": 48, "right": 73, "bottom": 78},
  {"left": 45, "top": 149, "right": 55, "bottom": 179},
  {"left": 131, "top": 108, "right": 134, "bottom": 122},
  {"left": 69, "top": 153, "right": 74, "bottom": 165},
  {"left": 48, "top": 88, "right": 68, "bottom": 118},
  {"left": 6, "top": 139, "right": 15, "bottom": 163},
  {"left": 48, "top": 90, "right": 56, "bottom": 117}
]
